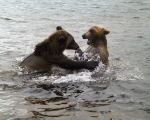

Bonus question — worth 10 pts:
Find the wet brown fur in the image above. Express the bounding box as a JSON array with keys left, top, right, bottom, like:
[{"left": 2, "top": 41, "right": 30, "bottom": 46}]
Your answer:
[
  {"left": 82, "top": 26, "right": 110, "bottom": 65},
  {"left": 20, "top": 26, "right": 79, "bottom": 73}
]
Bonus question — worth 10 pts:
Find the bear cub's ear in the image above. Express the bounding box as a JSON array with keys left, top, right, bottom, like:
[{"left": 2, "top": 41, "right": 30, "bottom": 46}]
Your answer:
[
  {"left": 56, "top": 26, "right": 63, "bottom": 31},
  {"left": 34, "top": 42, "right": 48, "bottom": 56}
]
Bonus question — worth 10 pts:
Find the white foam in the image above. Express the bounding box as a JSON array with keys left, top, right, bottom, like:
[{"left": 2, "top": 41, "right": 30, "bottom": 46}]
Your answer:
[
  {"left": 16, "top": 55, "right": 143, "bottom": 84},
  {"left": 15, "top": 57, "right": 24, "bottom": 62},
  {"left": 30, "top": 62, "right": 114, "bottom": 84},
  {"left": 53, "top": 71, "right": 93, "bottom": 83}
]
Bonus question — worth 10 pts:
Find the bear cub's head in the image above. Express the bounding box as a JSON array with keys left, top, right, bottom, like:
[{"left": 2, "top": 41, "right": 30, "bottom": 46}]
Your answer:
[
  {"left": 34, "top": 26, "right": 79, "bottom": 56},
  {"left": 82, "top": 26, "right": 110, "bottom": 47}
]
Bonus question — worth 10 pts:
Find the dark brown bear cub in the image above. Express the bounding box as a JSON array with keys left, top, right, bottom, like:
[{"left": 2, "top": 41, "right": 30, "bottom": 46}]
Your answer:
[{"left": 20, "top": 26, "right": 98, "bottom": 73}]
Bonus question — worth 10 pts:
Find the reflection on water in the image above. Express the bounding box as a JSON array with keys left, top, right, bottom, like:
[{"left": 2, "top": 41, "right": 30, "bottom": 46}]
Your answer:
[{"left": 0, "top": 0, "right": 150, "bottom": 120}]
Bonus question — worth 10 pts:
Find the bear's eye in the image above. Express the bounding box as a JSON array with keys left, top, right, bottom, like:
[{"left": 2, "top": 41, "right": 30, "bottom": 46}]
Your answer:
[{"left": 89, "top": 29, "right": 95, "bottom": 33}]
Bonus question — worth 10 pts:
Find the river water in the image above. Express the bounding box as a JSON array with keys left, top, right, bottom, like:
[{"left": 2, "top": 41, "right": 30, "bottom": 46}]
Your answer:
[{"left": 0, "top": 0, "right": 150, "bottom": 120}]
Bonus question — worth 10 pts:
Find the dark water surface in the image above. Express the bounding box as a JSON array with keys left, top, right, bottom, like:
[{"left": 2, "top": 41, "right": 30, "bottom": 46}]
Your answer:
[{"left": 0, "top": 0, "right": 150, "bottom": 120}]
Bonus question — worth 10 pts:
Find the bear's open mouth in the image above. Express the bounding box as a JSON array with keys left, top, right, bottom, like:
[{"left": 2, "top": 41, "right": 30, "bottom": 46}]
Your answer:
[
  {"left": 87, "top": 40, "right": 96, "bottom": 46},
  {"left": 87, "top": 40, "right": 91, "bottom": 45}
]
